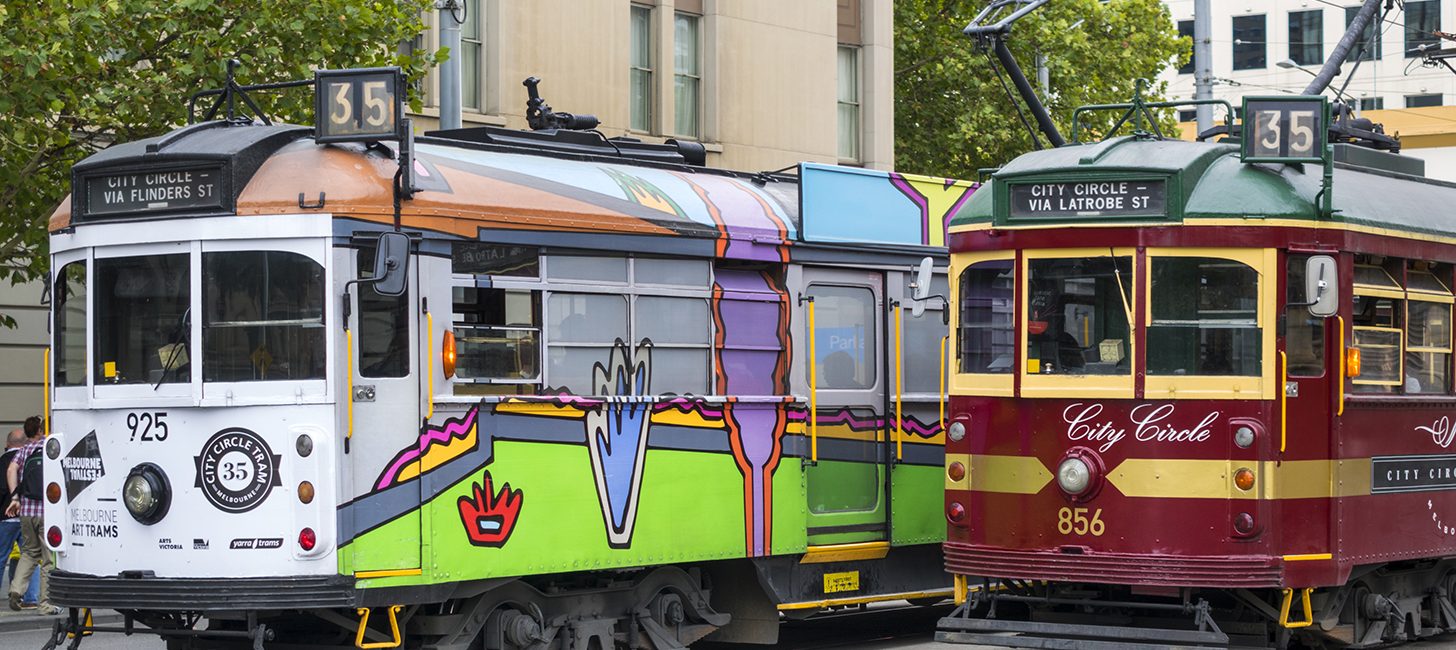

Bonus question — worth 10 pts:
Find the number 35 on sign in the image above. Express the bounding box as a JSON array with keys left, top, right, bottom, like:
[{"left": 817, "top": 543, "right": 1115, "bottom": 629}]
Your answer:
[{"left": 314, "top": 68, "right": 404, "bottom": 143}]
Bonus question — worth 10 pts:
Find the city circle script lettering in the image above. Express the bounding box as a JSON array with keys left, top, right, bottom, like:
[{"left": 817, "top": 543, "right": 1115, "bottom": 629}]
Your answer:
[
  {"left": 1010, "top": 180, "right": 1167, "bottom": 219},
  {"left": 85, "top": 168, "right": 223, "bottom": 216},
  {"left": 1062, "top": 403, "right": 1219, "bottom": 453}
]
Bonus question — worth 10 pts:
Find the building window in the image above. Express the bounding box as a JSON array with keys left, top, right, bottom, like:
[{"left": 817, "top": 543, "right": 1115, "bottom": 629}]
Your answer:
[
  {"left": 1178, "top": 20, "right": 1195, "bottom": 74},
  {"left": 461, "top": 0, "right": 482, "bottom": 111},
  {"left": 1407, "top": 93, "right": 1442, "bottom": 108},
  {"left": 1288, "top": 10, "right": 1323, "bottom": 66},
  {"left": 1232, "top": 15, "right": 1266, "bottom": 70},
  {"left": 1407, "top": 0, "right": 1441, "bottom": 57},
  {"left": 630, "top": 5, "right": 653, "bottom": 132},
  {"left": 673, "top": 12, "right": 700, "bottom": 138},
  {"left": 1359, "top": 97, "right": 1385, "bottom": 111},
  {"left": 1345, "top": 6, "right": 1382, "bottom": 62},
  {"left": 837, "top": 45, "right": 860, "bottom": 161},
  {"left": 1178, "top": 109, "right": 1197, "bottom": 122}
]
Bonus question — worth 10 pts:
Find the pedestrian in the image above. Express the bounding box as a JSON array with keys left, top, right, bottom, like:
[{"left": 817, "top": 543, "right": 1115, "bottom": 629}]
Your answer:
[
  {"left": 6, "top": 416, "right": 56, "bottom": 615},
  {"left": 0, "top": 430, "right": 24, "bottom": 595}
]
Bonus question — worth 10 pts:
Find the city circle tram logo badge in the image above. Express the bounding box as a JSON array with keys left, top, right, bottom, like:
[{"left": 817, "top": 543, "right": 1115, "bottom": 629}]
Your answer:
[{"left": 194, "top": 428, "right": 281, "bottom": 513}]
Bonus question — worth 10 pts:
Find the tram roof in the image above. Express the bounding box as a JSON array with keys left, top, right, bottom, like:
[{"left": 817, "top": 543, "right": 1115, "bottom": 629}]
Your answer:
[
  {"left": 53, "top": 122, "right": 963, "bottom": 259},
  {"left": 951, "top": 136, "right": 1456, "bottom": 240}
]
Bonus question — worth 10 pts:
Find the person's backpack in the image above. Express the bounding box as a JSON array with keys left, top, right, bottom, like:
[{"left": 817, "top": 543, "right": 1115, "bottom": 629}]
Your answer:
[
  {"left": 0, "top": 449, "right": 17, "bottom": 505},
  {"left": 18, "top": 447, "right": 42, "bottom": 501}
]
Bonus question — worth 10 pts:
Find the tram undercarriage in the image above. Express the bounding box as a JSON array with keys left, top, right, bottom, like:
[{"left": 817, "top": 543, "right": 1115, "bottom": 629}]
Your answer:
[{"left": 938, "top": 561, "right": 1456, "bottom": 649}]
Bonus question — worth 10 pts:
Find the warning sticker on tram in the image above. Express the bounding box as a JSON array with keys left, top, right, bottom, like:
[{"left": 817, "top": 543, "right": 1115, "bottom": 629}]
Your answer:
[
  {"left": 84, "top": 167, "right": 224, "bottom": 216},
  {"left": 1009, "top": 180, "right": 1167, "bottom": 220}
]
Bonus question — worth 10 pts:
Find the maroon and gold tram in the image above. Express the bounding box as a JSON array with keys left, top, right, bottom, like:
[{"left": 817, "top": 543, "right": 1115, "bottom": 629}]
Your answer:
[{"left": 939, "top": 122, "right": 1456, "bottom": 647}]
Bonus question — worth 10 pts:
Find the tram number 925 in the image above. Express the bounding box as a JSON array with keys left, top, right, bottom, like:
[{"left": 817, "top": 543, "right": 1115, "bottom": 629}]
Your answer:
[
  {"left": 1057, "top": 507, "right": 1105, "bottom": 536},
  {"left": 1241, "top": 96, "right": 1327, "bottom": 163},
  {"left": 127, "top": 412, "right": 169, "bottom": 442},
  {"left": 314, "top": 68, "right": 403, "bottom": 143}
]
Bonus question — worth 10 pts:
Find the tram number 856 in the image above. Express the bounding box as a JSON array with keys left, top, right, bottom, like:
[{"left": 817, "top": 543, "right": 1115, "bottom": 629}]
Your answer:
[{"left": 1056, "top": 507, "right": 1105, "bottom": 536}]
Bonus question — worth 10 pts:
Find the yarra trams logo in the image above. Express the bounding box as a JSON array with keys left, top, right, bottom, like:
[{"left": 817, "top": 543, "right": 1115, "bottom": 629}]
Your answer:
[{"left": 194, "top": 428, "right": 282, "bottom": 514}]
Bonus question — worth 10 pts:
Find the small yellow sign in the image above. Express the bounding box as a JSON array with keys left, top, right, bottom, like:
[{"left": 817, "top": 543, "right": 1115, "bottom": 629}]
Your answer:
[
  {"left": 103, "top": 361, "right": 116, "bottom": 379},
  {"left": 823, "top": 571, "right": 860, "bottom": 594}
]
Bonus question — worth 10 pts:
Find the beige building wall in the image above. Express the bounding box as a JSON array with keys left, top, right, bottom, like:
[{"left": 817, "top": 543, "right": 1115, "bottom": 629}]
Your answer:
[
  {"left": 0, "top": 280, "right": 45, "bottom": 432},
  {"left": 409, "top": 0, "right": 894, "bottom": 172}
]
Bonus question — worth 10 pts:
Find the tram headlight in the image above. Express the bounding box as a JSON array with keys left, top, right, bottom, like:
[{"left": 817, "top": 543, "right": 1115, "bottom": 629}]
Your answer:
[
  {"left": 45, "top": 438, "right": 60, "bottom": 460},
  {"left": 1056, "top": 457, "right": 1091, "bottom": 495},
  {"left": 123, "top": 463, "right": 171, "bottom": 526},
  {"left": 1234, "top": 426, "right": 1256, "bottom": 449},
  {"left": 948, "top": 421, "right": 966, "bottom": 443}
]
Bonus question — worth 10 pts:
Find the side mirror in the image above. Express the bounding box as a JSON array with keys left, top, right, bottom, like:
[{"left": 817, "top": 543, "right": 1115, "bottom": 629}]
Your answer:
[
  {"left": 370, "top": 232, "right": 410, "bottom": 297},
  {"left": 1306, "top": 255, "right": 1337, "bottom": 318},
  {"left": 910, "top": 257, "right": 933, "bottom": 318}
]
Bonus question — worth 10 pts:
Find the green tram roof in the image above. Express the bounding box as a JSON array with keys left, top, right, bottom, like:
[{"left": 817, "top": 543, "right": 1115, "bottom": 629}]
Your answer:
[{"left": 951, "top": 136, "right": 1456, "bottom": 239}]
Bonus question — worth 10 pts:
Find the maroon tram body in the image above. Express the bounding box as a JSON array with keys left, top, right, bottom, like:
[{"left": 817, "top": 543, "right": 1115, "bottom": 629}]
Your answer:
[{"left": 940, "top": 136, "right": 1456, "bottom": 647}]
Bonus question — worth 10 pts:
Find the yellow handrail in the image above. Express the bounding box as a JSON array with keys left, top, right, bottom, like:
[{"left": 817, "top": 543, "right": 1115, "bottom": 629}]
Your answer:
[
  {"left": 1278, "top": 588, "right": 1314, "bottom": 628},
  {"left": 808, "top": 300, "right": 818, "bottom": 463},
  {"left": 425, "top": 311, "right": 434, "bottom": 420},
  {"left": 355, "top": 605, "right": 403, "bottom": 649},
  {"left": 939, "top": 334, "right": 949, "bottom": 436},
  {"left": 1279, "top": 350, "right": 1288, "bottom": 453},
  {"left": 895, "top": 305, "right": 904, "bottom": 462},
  {"left": 42, "top": 348, "right": 49, "bottom": 438},
  {"left": 1336, "top": 315, "right": 1345, "bottom": 417},
  {"left": 346, "top": 328, "right": 355, "bottom": 443}
]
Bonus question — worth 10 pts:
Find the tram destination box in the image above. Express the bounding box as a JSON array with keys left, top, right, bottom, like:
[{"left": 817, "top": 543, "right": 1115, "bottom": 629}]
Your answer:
[
  {"left": 1008, "top": 179, "right": 1167, "bottom": 220},
  {"left": 83, "top": 167, "right": 225, "bottom": 217}
]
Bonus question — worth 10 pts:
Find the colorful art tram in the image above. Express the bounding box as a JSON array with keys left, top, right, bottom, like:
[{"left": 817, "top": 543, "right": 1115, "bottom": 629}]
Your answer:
[
  {"left": 940, "top": 96, "right": 1456, "bottom": 648},
  {"left": 40, "top": 72, "right": 972, "bottom": 648}
]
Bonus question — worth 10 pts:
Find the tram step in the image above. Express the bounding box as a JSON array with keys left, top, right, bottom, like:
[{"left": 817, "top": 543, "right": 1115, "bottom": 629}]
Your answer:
[{"left": 937, "top": 616, "right": 1229, "bottom": 647}]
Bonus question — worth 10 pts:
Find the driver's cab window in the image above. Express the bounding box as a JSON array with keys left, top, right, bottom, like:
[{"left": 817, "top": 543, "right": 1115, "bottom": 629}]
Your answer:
[
  {"left": 1351, "top": 258, "right": 1404, "bottom": 392},
  {"left": 358, "top": 242, "right": 410, "bottom": 378},
  {"left": 1025, "top": 256, "right": 1132, "bottom": 376}
]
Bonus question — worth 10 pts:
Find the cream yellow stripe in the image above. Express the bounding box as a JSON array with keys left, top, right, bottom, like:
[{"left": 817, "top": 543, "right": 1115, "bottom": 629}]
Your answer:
[
  {"left": 946, "top": 452, "right": 971, "bottom": 491},
  {"left": 1105, "top": 458, "right": 1372, "bottom": 500},
  {"left": 969, "top": 454, "right": 1054, "bottom": 494}
]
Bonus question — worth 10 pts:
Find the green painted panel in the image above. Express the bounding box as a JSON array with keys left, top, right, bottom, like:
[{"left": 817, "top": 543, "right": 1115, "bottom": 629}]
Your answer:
[
  {"left": 769, "top": 458, "right": 808, "bottom": 556},
  {"left": 805, "top": 458, "right": 886, "bottom": 546},
  {"left": 349, "top": 511, "right": 420, "bottom": 573},
  {"left": 891, "top": 464, "right": 945, "bottom": 546}
]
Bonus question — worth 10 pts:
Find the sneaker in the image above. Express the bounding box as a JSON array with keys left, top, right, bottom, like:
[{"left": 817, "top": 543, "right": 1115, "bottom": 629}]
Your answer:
[
  {"left": 6, "top": 592, "right": 18, "bottom": 611},
  {"left": 37, "top": 604, "right": 59, "bottom": 616},
  {"left": 18, "top": 601, "right": 35, "bottom": 610}
]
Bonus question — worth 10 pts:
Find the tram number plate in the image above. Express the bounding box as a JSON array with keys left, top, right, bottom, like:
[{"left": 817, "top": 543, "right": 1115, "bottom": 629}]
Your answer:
[
  {"left": 823, "top": 571, "right": 860, "bottom": 594},
  {"left": 315, "top": 68, "right": 404, "bottom": 143},
  {"left": 1008, "top": 180, "right": 1166, "bottom": 220},
  {"left": 1242, "top": 96, "right": 1328, "bottom": 163},
  {"left": 1056, "top": 507, "right": 1105, "bottom": 536}
]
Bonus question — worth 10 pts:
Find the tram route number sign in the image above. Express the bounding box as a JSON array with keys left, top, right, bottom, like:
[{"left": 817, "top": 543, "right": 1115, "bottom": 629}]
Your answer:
[
  {"left": 315, "top": 67, "right": 405, "bottom": 143},
  {"left": 84, "top": 167, "right": 225, "bottom": 217},
  {"left": 1008, "top": 179, "right": 1167, "bottom": 220},
  {"left": 1241, "top": 95, "right": 1328, "bottom": 164}
]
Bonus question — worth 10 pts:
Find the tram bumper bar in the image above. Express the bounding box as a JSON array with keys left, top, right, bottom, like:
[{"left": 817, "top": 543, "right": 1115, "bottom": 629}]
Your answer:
[
  {"left": 42, "top": 609, "right": 273, "bottom": 650},
  {"left": 936, "top": 595, "right": 1230, "bottom": 649}
]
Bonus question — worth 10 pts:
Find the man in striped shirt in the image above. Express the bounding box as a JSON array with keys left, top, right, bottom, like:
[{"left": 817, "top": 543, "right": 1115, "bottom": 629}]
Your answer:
[{"left": 6, "top": 418, "right": 55, "bottom": 615}]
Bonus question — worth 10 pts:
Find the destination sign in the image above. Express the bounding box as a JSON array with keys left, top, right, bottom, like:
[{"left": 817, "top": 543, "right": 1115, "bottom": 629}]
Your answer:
[
  {"left": 1372, "top": 454, "right": 1456, "bottom": 493},
  {"left": 85, "top": 167, "right": 224, "bottom": 216},
  {"left": 1009, "top": 180, "right": 1167, "bottom": 219}
]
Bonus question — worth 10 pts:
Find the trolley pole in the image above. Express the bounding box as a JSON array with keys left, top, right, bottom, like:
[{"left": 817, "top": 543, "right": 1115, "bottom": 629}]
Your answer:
[
  {"left": 1193, "top": 0, "right": 1213, "bottom": 133},
  {"left": 438, "top": 0, "right": 463, "bottom": 130}
]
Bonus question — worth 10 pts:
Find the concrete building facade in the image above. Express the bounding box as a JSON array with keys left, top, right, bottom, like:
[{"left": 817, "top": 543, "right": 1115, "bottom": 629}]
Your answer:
[
  {"left": 1159, "top": 0, "right": 1456, "bottom": 180},
  {"left": 0, "top": 280, "right": 45, "bottom": 432},
  {"left": 406, "top": 0, "right": 895, "bottom": 172}
]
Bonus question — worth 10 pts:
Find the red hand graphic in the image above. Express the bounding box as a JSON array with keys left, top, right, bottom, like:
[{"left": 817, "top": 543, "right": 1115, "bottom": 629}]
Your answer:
[{"left": 457, "top": 471, "right": 523, "bottom": 547}]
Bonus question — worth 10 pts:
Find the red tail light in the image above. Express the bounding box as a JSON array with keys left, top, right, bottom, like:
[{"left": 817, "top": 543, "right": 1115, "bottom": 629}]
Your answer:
[
  {"left": 298, "top": 527, "right": 317, "bottom": 551},
  {"left": 46, "top": 526, "right": 62, "bottom": 548},
  {"left": 947, "top": 501, "right": 967, "bottom": 523}
]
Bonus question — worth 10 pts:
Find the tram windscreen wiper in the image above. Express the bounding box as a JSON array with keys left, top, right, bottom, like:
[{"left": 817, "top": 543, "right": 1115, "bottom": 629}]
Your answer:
[{"left": 153, "top": 308, "right": 191, "bottom": 391}]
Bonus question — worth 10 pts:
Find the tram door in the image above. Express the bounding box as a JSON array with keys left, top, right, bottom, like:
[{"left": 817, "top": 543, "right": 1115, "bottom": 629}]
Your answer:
[
  {"left": 1284, "top": 252, "right": 1334, "bottom": 555},
  {"left": 348, "top": 244, "right": 422, "bottom": 572},
  {"left": 802, "top": 268, "right": 888, "bottom": 545}
]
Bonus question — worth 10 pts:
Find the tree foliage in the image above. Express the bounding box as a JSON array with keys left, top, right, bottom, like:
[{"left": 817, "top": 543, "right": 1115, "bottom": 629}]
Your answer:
[
  {"left": 0, "top": 0, "right": 442, "bottom": 304},
  {"left": 895, "top": 0, "right": 1189, "bottom": 178}
]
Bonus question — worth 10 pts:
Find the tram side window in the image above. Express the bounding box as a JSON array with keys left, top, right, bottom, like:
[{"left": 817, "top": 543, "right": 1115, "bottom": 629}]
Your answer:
[
  {"left": 1405, "top": 262, "right": 1452, "bottom": 394},
  {"left": 95, "top": 254, "right": 190, "bottom": 385},
  {"left": 1351, "top": 260, "right": 1404, "bottom": 392},
  {"left": 1286, "top": 255, "right": 1326, "bottom": 376},
  {"left": 1025, "top": 257, "right": 1133, "bottom": 376},
  {"left": 905, "top": 274, "right": 949, "bottom": 392},
  {"left": 55, "top": 262, "right": 87, "bottom": 387},
  {"left": 634, "top": 296, "right": 711, "bottom": 394},
  {"left": 359, "top": 245, "right": 409, "bottom": 378},
  {"left": 957, "top": 260, "right": 1014, "bottom": 374},
  {"left": 202, "top": 252, "right": 325, "bottom": 382},
  {"left": 452, "top": 287, "right": 541, "bottom": 384},
  {"left": 547, "top": 292, "right": 628, "bottom": 393},
  {"left": 810, "top": 285, "right": 878, "bottom": 389},
  {"left": 1147, "top": 257, "right": 1260, "bottom": 376}
]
